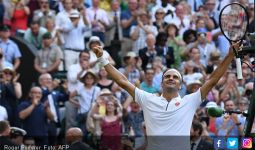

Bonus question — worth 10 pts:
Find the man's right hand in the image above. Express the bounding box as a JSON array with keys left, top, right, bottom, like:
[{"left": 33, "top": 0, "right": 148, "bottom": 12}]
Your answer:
[{"left": 92, "top": 46, "right": 103, "bottom": 58}]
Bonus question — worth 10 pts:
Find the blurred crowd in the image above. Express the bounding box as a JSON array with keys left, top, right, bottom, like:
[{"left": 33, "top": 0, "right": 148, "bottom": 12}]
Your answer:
[{"left": 0, "top": 0, "right": 255, "bottom": 150}]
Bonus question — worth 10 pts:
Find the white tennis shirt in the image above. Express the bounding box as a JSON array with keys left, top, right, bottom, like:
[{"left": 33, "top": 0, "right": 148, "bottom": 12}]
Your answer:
[{"left": 135, "top": 87, "right": 202, "bottom": 150}]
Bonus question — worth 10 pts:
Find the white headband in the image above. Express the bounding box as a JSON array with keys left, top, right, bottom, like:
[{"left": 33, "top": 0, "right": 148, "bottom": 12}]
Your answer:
[{"left": 164, "top": 69, "right": 182, "bottom": 81}]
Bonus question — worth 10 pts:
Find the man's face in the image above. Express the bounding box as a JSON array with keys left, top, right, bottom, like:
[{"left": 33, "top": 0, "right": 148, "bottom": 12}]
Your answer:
[
  {"left": 224, "top": 100, "right": 235, "bottom": 111},
  {"left": 29, "top": 87, "right": 42, "bottom": 100},
  {"left": 205, "top": 0, "right": 216, "bottom": 11},
  {"left": 40, "top": 75, "right": 52, "bottom": 88},
  {"left": 31, "top": 24, "right": 39, "bottom": 35},
  {"left": 146, "top": 36, "right": 155, "bottom": 48},
  {"left": 145, "top": 69, "right": 155, "bottom": 82},
  {"left": 161, "top": 70, "right": 181, "bottom": 92},
  {"left": 2, "top": 30, "right": 10, "bottom": 39},
  {"left": 43, "top": 38, "right": 52, "bottom": 47},
  {"left": 64, "top": 0, "right": 73, "bottom": 10},
  {"left": 128, "top": 0, "right": 138, "bottom": 11}
]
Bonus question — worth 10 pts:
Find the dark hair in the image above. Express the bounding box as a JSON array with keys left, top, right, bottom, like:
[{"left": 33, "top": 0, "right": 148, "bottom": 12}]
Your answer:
[
  {"left": 0, "top": 120, "right": 10, "bottom": 134},
  {"left": 192, "top": 121, "right": 203, "bottom": 135},
  {"left": 30, "top": 21, "right": 40, "bottom": 26},
  {"left": 155, "top": 32, "right": 168, "bottom": 46},
  {"left": 79, "top": 51, "right": 90, "bottom": 58},
  {"left": 183, "top": 29, "right": 197, "bottom": 44},
  {"left": 166, "top": 24, "right": 179, "bottom": 37}
]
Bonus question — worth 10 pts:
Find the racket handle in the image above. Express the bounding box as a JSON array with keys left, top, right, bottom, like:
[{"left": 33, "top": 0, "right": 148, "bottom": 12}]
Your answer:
[{"left": 236, "top": 58, "right": 243, "bottom": 79}]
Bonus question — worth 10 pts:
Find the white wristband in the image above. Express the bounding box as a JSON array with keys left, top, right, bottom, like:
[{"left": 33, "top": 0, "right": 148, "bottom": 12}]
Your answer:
[{"left": 98, "top": 56, "right": 109, "bottom": 66}]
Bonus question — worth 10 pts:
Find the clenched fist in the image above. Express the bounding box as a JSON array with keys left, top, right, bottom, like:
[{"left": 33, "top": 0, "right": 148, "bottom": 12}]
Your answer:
[{"left": 92, "top": 46, "right": 103, "bottom": 58}]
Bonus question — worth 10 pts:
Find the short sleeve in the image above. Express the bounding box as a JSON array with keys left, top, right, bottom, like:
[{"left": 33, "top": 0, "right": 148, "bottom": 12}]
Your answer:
[{"left": 135, "top": 87, "right": 148, "bottom": 107}]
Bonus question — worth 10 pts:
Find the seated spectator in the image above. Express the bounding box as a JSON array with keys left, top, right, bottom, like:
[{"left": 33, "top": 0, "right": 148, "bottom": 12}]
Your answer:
[
  {"left": 33, "top": 0, "right": 56, "bottom": 27},
  {"left": 8, "top": 0, "right": 30, "bottom": 35},
  {"left": 34, "top": 32, "right": 63, "bottom": 74},
  {"left": 0, "top": 25, "right": 22, "bottom": 70},
  {"left": 24, "top": 21, "right": 47, "bottom": 50},
  {"left": 18, "top": 86, "right": 54, "bottom": 146}
]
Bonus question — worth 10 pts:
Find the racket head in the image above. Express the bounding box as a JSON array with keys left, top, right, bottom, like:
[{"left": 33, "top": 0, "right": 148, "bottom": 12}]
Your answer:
[{"left": 219, "top": 2, "right": 249, "bottom": 42}]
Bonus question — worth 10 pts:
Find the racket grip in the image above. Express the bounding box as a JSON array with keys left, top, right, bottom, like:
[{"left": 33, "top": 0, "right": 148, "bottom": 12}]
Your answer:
[{"left": 236, "top": 58, "right": 243, "bottom": 79}]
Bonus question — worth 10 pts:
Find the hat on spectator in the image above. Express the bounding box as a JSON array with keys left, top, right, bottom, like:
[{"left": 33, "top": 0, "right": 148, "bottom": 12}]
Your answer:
[
  {"left": 69, "top": 9, "right": 80, "bottom": 18},
  {"left": 42, "top": 32, "right": 52, "bottom": 39},
  {"left": 186, "top": 79, "right": 202, "bottom": 88},
  {"left": 3, "top": 66, "right": 16, "bottom": 76},
  {"left": 205, "top": 101, "right": 217, "bottom": 108},
  {"left": 123, "top": 51, "right": 138, "bottom": 63},
  {"left": 0, "top": 25, "right": 10, "bottom": 32},
  {"left": 10, "top": 127, "right": 27, "bottom": 136},
  {"left": 99, "top": 88, "right": 113, "bottom": 96},
  {"left": 86, "top": 36, "right": 104, "bottom": 50},
  {"left": 79, "top": 69, "right": 98, "bottom": 83}
]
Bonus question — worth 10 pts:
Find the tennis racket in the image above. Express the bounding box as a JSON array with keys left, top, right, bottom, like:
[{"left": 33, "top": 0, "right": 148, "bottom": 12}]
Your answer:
[{"left": 219, "top": 2, "right": 249, "bottom": 79}]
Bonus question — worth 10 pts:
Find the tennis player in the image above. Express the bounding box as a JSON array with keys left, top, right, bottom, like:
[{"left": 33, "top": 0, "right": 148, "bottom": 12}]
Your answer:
[{"left": 92, "top": 42, "right": 241, "bottom": 150}]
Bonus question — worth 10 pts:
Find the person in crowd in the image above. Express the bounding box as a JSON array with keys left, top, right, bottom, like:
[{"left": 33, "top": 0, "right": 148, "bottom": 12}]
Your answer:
[
  {"left": 140, "top": 67, "right": 159, "bottom": 94},
  {"left": 0, "top": 120, "right": 19, "bottom": 149},
  {"left": 97, "top": 67, "right": 117, "bottom": 91},
  {"left": 45, "top": 18, "right": 63, "bottom": 46},
  {"left": 91, "top": 37, "right": 241, "bottom": 149},
  {"left": 119, "top": 51, "right": 142, "bottom": 84},
  {"left": 166, "top": 23, "right": 186, "bottom": 69},
  {"left": 215, "top": 99, "right": 245, "bottom": 136},
  {"left": 69, "top": 69, "right": 100, "bottom": 133},
  {"left": 86, "top": 0, "right": 109, "bottom": 42},
  {"left": 190, "top": 120, "right": 214, "bottom": 150},
  {"left": 18, "top": 86, "right": 54, "bottom": 146},
  {"left": 130, "top": 10, "right": 158, "bottom": 53},
  {"left": 33, "top": 0, "right": 56, "bottom": 27},
  {"left": 10, "top": 126, "right": 26, "bottom": 146},
  {"left": 0, "top": 25, "right": 22, "bottom": 70},
  {"left": 8, "top": 0, "right": 30, "bottom": 35},
  {"left": 151, "top": 0, "right": 175, "bottom": 22},
  {"left": 66, "top": 127, "right": 94, "bottom": 150},
  {"left": 120, "top": 0, "right": 138, "bottom": 57},
  {"left": 182, "top": 60, "right": 204, "bottom": 85},
  {"left": 155, "top": 32, "right": 175, "bottom": 68},
  {"left": 152, "top": 8, "right": 167, "bottom": 33},
  {"left": 65, "top": 51, "right": 90, "bottom": 131},
  {"left": 24, "top": 21, "right": 47, "bottom": 50},
  {"left": 34, "top": 32, "right": 63, "bottom": 75}
]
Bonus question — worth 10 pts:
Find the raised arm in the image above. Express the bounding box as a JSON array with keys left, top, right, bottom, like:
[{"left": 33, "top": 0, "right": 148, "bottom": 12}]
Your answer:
[
  {"left": 92, "top": 46, "right": 136, "bottom": 98},
  {"left": 200, "top": 42, "right": 241, "bottom": 99}
]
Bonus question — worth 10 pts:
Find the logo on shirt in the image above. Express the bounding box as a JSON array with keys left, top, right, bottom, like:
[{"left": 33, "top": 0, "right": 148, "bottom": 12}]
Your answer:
[
  {"left": 214, "top": 138, "right": 225, "bottom": 149},
  {"left": 175, "top": 102, "right": 180, "bottom": 106},
  {"left": 242, "top": 137, "right": 252, "bottom": 149},
  {"left": 227, "top": 138, "right": 238, "bottom": 149}
]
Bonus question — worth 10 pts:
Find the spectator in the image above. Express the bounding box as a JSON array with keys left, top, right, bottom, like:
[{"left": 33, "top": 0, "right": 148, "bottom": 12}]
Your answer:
[
  {"left": 0, "top": 48, "right": 14, "bottom": 71},
  {"left": 87, "top": 0, "right": 109, "bottom": 42},
  {"left": 120, "top": 0, "right": 138, "bottom": 56},
  {"left": 186, "top": 79, "right": 202, "bottom": 94},
  {"left": 99, "top": 98, "right": 122, "bottom": 150},
  {"left": 152, "top": 56, "right": 165, "bottom": 93},
  {"left": 65, "top": 51, "right": 90, "bottom": 131},
  {"left": 138, "top": 33, "right": 158, "bottom": 70},
  {"left": 34, "top": 32, "right": 63, "bottom": 74},
  {"left": 151, "top": 0, "right": 175, "bottom": 22},
  {"left": 130, "top": 10, "right": 158, "bottom": 53},
  {"left": 119, "top": 51, "right": 141, "bottom": 84},
  {"left": 9, "top": 126, "right": 26, "bottom": 146},
  {"left": 65, "top": 127, "right": 93, "bottom": 150},
  {"left": 153, "top": 8, "right": 167, "bottom": 33},
  {"left": 97, "top": 67, "right": 117, "bottom": 91},
  {"left": 33, "top": 0, "right": 56, "bottom": 27},
  {"left": 0, "top": 120, "right": 18, "bottom": 149},
  {"left": 18, "top": 86, "right": 54, "bottom": 146},
  {"left": 166, "top": 23, "right": 186, "bottom": 69},
  {"left": 45, "top": 18, "right": 63, "bottom": 46},
  {"left": 187, "top": 0, "right": 204, "bottom": 12},
  {"left": 182, "top": 60, "right": 203, "bottom": 85},
  {"left": 190, "top": 121, "right": 214, "bottom": 150},
  {"left": 215, "top": 99, "right": 245, "bottom": 136},
  {"left": 69, "top": 69, "right": 100, "bottom": 133},
  {"left": 140, "top": 67, "right": 158, "bottom": 94},
  {"left": 8, "top": 0, "right": 30, "bottom": 35},
  {"left": 0, "top": 25, "right": 22, "bottom": 70},
  {"left": 155, "top": 32, "right": 175, "bottom": 68},
  {"left": 60, "top": 9, "right": 90, "bottom": 70},
  {"left": 24, "top": 21, "right": 47, "bottom": 49}
]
